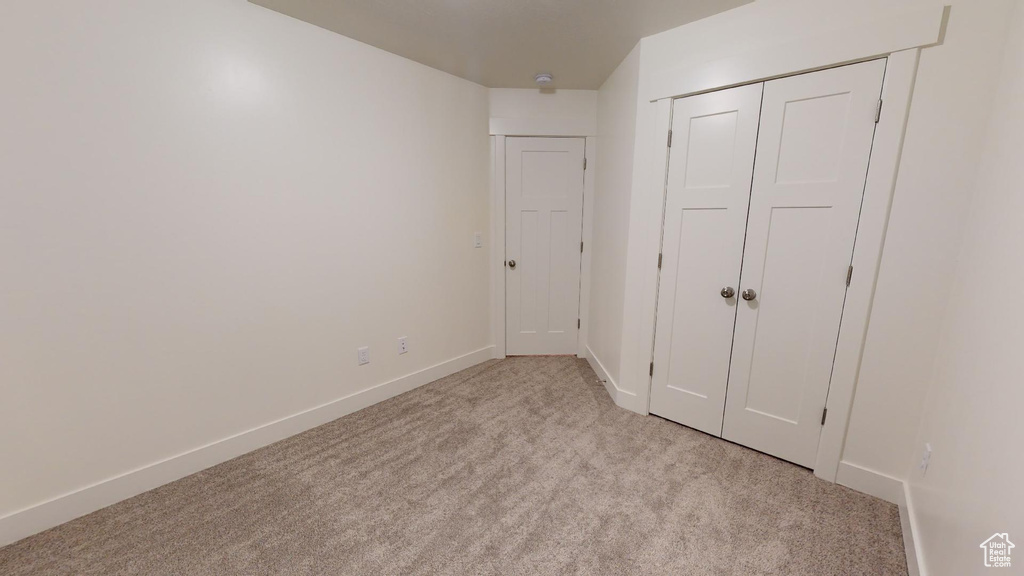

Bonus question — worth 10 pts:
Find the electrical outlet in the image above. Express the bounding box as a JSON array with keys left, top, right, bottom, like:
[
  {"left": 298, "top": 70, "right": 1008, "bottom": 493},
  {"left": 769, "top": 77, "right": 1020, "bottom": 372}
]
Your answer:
[
  {"left": 919, "top": 443, "right": 932, "bottom": 475},
  {"left": 473, "top": 232, "right": 483, "bottom": 248},
  {"left": 397, "top": 337, "right": 408, "bottom": 355},
  {"left": 357, "top": 346, "right": 370, "bottom": 366}
]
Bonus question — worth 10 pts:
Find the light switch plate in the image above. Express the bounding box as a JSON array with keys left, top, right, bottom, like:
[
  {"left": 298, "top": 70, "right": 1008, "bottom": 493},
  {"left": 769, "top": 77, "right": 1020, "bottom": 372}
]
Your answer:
[{"left": 919, "top": 443, "right": 932, "bottom": 475}]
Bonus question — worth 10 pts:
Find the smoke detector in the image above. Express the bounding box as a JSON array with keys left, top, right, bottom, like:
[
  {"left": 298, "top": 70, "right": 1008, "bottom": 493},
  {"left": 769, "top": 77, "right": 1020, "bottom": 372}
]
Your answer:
[{"left": 534, "top": 73, "right": 553, "bottom": 87}]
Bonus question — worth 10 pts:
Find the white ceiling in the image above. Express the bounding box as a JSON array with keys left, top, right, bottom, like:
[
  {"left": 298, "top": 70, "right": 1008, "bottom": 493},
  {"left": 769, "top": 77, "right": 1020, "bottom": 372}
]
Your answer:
[{"left": 249, "top": 0, "right": 752, "bottom": 89}]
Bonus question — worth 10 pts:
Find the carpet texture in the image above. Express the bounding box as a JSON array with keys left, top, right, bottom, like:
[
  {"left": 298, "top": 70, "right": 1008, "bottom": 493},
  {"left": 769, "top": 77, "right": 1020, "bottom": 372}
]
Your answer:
[{"left": 0, "top": 356, "right": 907, "bottom": 575}]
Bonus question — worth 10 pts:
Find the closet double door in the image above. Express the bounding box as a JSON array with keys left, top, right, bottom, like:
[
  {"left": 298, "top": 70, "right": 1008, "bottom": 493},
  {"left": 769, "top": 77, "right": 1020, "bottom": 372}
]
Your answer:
[{"left": 649, "top": 60, "right": 885, "bottom": 468}]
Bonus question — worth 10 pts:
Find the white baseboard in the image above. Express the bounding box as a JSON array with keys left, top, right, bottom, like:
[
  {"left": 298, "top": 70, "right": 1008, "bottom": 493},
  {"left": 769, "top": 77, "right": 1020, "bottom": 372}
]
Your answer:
[
  {"left": 585, "top": 346, "right": 645, "bottom": 415},
  {"left": 836, "top": 461, "right": 904, "bottom": 504},
  {"left": 0, "top": 345, "right": 495, "bottom": 548},
  {"left": 836, "top": 461, "right": 925, "bottom": 576},
  {"left": 584, "top": 345, "right": 619, "bottom": 402},
  {"left": 614, "top": 388, "right": 646, "bottom": 414},
  {"left": 898, "top": 481, "right": 926, "bottom": 576}
]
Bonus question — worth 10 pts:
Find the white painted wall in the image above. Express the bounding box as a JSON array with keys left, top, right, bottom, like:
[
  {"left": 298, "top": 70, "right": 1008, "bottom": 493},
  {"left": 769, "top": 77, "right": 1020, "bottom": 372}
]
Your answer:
[
  {"left": 488, "top": 88, "right": 598, "bottom": 135},
  {"left": 608, "top": 0, "right": 1017, "bottom": 483},
  {"left": 841, "top": 0, "right": 1017, "bottom": 482},
  {"left": 587, "top": 46, "right": 641, "bottom": 388},
  {"left": 906, "top": 3, "right": 1024, "bottom": 573},
  {"left": 0, "top": 0, "right": 490, "bottom": 528}
]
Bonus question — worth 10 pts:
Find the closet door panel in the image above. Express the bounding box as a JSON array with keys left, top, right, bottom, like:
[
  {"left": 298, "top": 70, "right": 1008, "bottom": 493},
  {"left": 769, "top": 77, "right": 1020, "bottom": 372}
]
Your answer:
[
  {"left": 722, "top": 59, "right": 886, "bottom": 467},
  {"left": 649, "top": 83, "right": 762, "bottom": 436}
]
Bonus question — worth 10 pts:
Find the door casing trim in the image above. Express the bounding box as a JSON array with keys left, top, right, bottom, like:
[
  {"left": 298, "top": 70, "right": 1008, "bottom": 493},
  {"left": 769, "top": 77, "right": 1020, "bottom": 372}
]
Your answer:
[
  {"left": 639, "top": 49, "right": 921, "bottom": 483},
  {"left": 490, "top": 135, "right": 595, "bottom": 359}
]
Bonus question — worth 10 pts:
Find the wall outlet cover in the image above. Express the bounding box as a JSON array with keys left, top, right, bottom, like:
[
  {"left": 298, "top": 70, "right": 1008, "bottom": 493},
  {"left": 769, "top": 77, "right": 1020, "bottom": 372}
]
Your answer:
[
  {"left": 357, "top": 346, "right": 370, "bottom": 365},
  {"left": 398, "top": 337, "right": 408, "bottom": 355}
]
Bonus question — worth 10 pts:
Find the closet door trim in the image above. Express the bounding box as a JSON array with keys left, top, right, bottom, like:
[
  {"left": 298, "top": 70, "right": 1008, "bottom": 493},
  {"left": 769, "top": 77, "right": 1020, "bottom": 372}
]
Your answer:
[
  {"left": 647, "top": 5, "right": 944, "bottom": 102},
  {"left": 640, "top": 49, "right": 921, "bottom": 485}
]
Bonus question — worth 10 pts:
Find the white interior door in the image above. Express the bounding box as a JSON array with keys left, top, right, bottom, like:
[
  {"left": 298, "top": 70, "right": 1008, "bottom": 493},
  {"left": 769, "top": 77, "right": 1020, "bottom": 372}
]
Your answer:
[
  {"left": 722, "top": 59, "right": 886, "bottom": 467},
  {"left": 650, "top": 84, "right": 763, "bottom": 436},
  {"left": 506, "top": 137, "right": 585, "bottom": 355}
]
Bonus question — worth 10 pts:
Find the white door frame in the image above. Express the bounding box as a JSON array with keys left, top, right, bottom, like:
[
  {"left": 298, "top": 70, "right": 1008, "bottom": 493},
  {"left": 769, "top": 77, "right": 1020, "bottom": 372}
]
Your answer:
[
  {"left": 637, "top": 48, "right": 922, "bottom": 483},
  {"left": 490, "top": 133, "right": 596, "bottom": 359}
]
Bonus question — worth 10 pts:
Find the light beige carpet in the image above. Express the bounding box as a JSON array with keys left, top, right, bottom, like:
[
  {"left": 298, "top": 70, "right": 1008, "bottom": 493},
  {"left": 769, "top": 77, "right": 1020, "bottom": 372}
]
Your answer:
[{"left": 0, "top": 356, "right": 907, "bottom": 575}]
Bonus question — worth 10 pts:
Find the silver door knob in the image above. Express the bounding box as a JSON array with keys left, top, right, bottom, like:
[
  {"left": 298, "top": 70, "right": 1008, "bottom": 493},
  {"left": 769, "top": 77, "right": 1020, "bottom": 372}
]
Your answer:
[
  {"left": 720, "top": 287, "right": 735, "bottom": 298},
  {"left": 508, "top": 260, "right": 516, "bottom": 270},
  {"left": 741, "top": 288, "right": 757, "bottom": 301}
]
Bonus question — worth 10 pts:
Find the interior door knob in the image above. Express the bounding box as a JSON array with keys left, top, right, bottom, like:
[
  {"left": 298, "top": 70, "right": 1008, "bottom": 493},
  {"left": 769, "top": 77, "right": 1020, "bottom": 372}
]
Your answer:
[
  {"left": 508, "top": 260, "right": 516, "bottom": 270},
  {"left": 741, "top": 288, "right": 757, "bottom": 301},
  {"left": 720, "top": 287, "right": 735, "bottom": 298}
]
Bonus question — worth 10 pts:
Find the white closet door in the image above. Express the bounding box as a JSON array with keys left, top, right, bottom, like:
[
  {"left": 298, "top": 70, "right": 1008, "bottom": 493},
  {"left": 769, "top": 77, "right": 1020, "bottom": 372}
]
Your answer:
[
  {"left": 649, "top": 83, "right": 763, "bottom": 435},
  {"left": 722, "top": 59, "right": 886, "bottom": 467},
  {"left": 506, "top": 137, "right": 585, "bottom": 355}
]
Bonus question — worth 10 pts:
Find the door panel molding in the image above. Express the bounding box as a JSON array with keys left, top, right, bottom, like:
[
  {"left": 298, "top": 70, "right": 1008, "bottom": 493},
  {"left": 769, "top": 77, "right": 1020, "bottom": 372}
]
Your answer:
[
  {"left": 649, "top": 83, "right": 763, "bottom": 436},
  {"left": 492, "top": 136, "right": 596, "bottom": 360},
  {"left": 722, "top": 59, "right": 886, "bottom": 468},
  {"left": 505, "top": 137, "right": 586, "bottom": 355}
]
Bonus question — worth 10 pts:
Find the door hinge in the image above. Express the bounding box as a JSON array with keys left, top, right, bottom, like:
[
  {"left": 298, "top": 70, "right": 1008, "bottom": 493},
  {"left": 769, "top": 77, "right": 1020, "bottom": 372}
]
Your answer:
[
  {"left": 821, "top": 407, "right": 828, "bottom": 426},
  {"left": 846, "top": 265, "right": 854, "bottom": 287},
  {"left": 583, "top": 157, "right": 588, "bottom": 170},
  {"left": 657, "top": 253, "right": 663, "bottom": 269},
  {"left": 650, "top": 362, "right": 654, "bottom": 377},
  {"left": 667, "top": 129, "right": 673, "bottom": 148},
  {"left": 875, "top": 99, "right": 883, "bottom": 123},
  {"left": 581, "top": 241, "right": 584, "bottom": 253},
  {"left": 578, "top": 318, "right": 581, "bottom": 329}
]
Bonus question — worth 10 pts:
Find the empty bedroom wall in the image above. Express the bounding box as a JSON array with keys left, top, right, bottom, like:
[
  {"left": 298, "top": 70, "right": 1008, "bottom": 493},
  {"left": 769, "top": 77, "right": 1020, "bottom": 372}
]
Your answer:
[
  {"left": 588, "top": 44, "right": 641, "bottom": 390},
  {"left": 488, "top": 88, "right": 598, "bottom": 135},
  {"left": 906, "top": 3, "right": 1024, "bottom": 572},
  {"left": 838, "top": 0, "right": 1017, "bottom": 484},
  {"left": 0, "top": 0, "right": 490, "bottom": 533}
]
